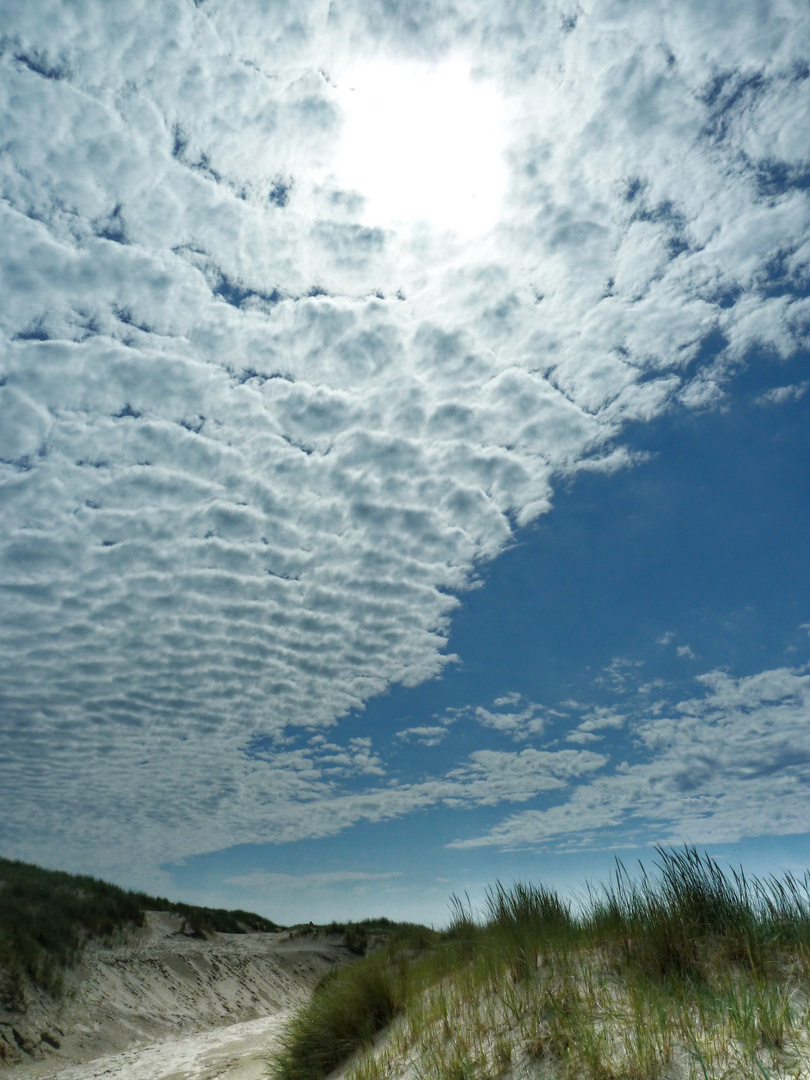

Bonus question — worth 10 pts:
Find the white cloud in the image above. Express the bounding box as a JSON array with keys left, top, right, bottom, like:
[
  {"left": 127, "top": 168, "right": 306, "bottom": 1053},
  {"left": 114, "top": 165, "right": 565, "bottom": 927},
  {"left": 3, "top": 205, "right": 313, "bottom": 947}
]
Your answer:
[
  {"left": 395, "top": 725, "right": 449, "bottom": 747},
  {"left": 1, "top": 0, "right": 809, "bottom": 874},
  {"left": 565, "top": 731, "right": 603, "bottom": 745},
  {"left": 444, "top": 747, "right": 607, "bottom": 807},
  {"left": 595, "top": 658, "right": 644, "bottom": 694},
  {"left": 656, "top": 635, "right": 697, "bottom": 660},
  {"left": 450, "top": 663, "right": 810, "bottom": 850},
  {"left": 474, "top": 698, "right": 548, "bottom": 741},
  {"left": 757, "top": 381, "right": 809, "bottom": 405},
  {"left": 440, "top": 693, "right": 556, "bottom": 742},
  {"left": 493, "top": 691, "right": 522, "bottom": 707},
  {"left": 577, "top": 706, "right": 627, "bottom": 731}
]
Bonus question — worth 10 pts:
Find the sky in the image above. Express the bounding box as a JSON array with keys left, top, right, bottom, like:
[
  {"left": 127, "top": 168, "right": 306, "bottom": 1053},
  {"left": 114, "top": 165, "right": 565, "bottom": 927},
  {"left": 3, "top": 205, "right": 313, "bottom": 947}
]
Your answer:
[{"left": 0, "top": 0, "right": 809, "bottom": 928}]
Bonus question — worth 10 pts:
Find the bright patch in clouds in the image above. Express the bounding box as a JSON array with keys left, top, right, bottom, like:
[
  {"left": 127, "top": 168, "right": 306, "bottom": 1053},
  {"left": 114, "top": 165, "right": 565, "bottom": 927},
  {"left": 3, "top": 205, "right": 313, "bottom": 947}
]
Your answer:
[{"left": 332, "top": 58, "right": 508, "bottom": 237}]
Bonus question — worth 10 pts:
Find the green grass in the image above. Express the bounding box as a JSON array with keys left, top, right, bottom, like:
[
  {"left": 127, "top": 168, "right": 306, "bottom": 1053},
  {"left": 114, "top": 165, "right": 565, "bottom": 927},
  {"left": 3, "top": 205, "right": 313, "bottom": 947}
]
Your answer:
[
  {"left": 0, "top": 855, "right": 279, "bottom": 1005},
  {"left": 269, "top": 923, "right": 452, "bottom": 1080},
  {"left": 269, "top": 847, "right": 810, "bottom": 1080},
  {"left": 271, "top": 953, "right": 400, "bottom": 1080}
]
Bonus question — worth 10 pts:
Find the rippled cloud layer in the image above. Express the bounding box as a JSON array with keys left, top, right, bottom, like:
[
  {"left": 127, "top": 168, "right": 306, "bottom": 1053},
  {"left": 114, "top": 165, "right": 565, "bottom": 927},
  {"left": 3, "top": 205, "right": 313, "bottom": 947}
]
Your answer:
[{"left": 1, "top": 0, "right": 808, "bottom": 877}]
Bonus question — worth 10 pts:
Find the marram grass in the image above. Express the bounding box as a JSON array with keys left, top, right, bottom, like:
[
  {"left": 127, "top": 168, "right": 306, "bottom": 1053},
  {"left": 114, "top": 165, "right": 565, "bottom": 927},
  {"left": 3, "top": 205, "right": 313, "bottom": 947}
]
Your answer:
[{"left": 268, "top": 847, "right": 810, "bottom": 1080}]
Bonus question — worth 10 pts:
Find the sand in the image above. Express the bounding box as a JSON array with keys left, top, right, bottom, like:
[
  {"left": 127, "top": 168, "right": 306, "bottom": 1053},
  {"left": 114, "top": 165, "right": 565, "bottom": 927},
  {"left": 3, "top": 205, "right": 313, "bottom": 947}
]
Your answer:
[
  {"left": 0, "top": 912, "right": 350, "bottom": 1080},
  {"left": 7, "top": 1012, "right": 293, "bottom": 1080}
]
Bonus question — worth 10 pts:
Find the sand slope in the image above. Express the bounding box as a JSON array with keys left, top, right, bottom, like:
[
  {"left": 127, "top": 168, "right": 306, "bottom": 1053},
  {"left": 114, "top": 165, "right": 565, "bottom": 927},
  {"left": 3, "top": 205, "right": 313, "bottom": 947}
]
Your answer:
[{"left": 0, "top": 912, "right": 349, "bottom": 1078}]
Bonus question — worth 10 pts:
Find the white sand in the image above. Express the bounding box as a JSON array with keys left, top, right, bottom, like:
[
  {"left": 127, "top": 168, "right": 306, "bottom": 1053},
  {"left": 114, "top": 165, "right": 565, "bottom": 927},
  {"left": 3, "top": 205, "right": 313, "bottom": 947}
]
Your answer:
[{"left": 15, "top": 1011, "right": 293, "bottom": 1080}]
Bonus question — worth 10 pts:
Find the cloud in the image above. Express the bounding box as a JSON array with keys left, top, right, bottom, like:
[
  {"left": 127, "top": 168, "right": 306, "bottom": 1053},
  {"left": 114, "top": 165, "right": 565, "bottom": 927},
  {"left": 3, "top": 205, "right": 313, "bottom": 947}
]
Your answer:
[
  {"left": 656, "top": 635, "right": 697, "bottom": 660},
  {"left": 395, "top": 725, "right": 449, "bottom": 747},
  {"left": 474, "top": 696, "right": 548, "bottom": 740},
  {"left": 436, "top": 693, "right": 556, "bottom": 742},
  {"left": 0, "top": 384, "right": 53, "bottom": 461},
  {"left": 450, "top": 662, "right": 810, "bottom": 850},
  {"left": 588, "top": 708, "right": 627, "bottom": 730},
  {"left": 756, "top": 381, "right": 810, "bottom": 405},
  {"left": 564, "top": 705, "right": 627, "bottom": 743},
  {"left": 1, "top": 0, "right": 809, "bottom": 874},
  {"left": 445, "top": 747, "right": 607, "bottom": 807},
  {"left": 493, "top": 692, "right": 522, "bottom": 707},
  {"left": 225, "top": 870, "right": 401, "bottom": 891},
  {"left": 576, "top": 706, "right": 627, "bottom": 733},
  {"left": 595, "top": 658, "right": 644, "bottom": 694}
]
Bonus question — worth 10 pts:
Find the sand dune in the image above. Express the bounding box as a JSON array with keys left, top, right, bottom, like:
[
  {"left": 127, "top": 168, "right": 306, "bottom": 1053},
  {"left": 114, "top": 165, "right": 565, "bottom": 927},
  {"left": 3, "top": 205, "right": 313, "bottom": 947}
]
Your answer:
[{"left": 1, "top": 912, "right": 349, "bottom": 1079}]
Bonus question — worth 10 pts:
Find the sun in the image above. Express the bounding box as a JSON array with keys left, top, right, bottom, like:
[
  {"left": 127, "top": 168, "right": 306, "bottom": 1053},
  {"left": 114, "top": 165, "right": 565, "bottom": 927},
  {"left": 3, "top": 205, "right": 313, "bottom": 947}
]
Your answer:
[{"left": 331, "top": 57, "right": 509, "bottom": 239}]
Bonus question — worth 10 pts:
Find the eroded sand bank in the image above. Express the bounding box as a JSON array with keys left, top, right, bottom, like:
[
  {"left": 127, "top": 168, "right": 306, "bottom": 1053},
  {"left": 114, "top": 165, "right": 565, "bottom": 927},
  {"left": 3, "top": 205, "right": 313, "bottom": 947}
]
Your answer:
[{"left": 1, "top": 912, "right": 349, "bottom": 1079}]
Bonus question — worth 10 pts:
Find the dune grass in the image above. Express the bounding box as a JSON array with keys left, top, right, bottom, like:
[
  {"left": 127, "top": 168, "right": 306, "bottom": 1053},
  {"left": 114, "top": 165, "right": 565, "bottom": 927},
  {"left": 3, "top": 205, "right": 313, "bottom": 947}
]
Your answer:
[
  {"left": 269, "top": 922, "right": 455, "bottom": 1080},
  {"left": 269, "top": 847, "right": 810, "bottom": 1080},
  {"left": 270, "top": 953, "right": 400, "bottom": 1080},
  {"left": 0, "top": 855, "right": 279, "bottom": 1007}
]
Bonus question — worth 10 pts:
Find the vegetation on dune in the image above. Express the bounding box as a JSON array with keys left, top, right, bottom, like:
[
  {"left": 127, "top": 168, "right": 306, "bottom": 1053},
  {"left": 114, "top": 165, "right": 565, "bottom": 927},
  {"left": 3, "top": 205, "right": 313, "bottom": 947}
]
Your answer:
[
  {"left": 271, "top": 953, "right": 399, "bottom": 1080},
  {"left": 291, "top": 917, "right": 437, "bottom": 958},
  {"left": 166, "top": 902, "right": 278, "bottom": 937},
  {"left": 269, "top": 847, "right": 810, "bottom": 1080},
  {"left": 0, "top": 855, "right": 279, "bottom": 1008},
  {"left": 270, "top": 923, "right": 445, "bottom": 1080}
]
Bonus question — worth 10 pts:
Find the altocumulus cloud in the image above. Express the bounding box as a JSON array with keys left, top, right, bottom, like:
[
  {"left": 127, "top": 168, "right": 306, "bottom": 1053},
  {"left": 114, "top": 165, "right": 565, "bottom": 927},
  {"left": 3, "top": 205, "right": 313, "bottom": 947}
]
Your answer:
[
  {"left": 451, "top": 664, "right": 810, "bottom": 851},
  {"left": 0, "top": 0, "right": 809, "bottom": 877}
]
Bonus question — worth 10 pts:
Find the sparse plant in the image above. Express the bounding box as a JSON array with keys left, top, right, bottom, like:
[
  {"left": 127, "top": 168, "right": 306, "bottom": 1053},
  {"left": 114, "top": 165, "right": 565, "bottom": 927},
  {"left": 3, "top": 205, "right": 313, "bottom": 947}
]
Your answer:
[{"left": 492, "top": 1031, "right": 511, "bottom": 1073}]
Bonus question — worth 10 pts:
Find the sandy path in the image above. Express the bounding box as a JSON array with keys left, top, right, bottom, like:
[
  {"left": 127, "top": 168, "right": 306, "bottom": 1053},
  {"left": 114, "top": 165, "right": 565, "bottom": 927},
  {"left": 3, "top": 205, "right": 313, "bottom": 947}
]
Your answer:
[
  {"left": 24, "top": 1011, "right": 292, "bottom": 1080},
  {"left": 1, "top": 914, "right": 353, "bottom": 1079}
]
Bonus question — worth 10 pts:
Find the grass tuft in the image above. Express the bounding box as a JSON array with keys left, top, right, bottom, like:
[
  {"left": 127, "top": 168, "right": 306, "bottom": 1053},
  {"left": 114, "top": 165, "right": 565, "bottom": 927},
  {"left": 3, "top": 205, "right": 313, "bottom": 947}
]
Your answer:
[{"left": 270, "top": 953, "right": 399, "bottom": 1080}]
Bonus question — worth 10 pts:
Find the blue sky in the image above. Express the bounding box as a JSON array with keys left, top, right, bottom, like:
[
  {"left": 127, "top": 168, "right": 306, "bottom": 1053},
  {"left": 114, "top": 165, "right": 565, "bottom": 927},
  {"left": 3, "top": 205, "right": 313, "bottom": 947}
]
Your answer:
[{"left": 1, "top": 0, "right": 809, "bottom": 926}]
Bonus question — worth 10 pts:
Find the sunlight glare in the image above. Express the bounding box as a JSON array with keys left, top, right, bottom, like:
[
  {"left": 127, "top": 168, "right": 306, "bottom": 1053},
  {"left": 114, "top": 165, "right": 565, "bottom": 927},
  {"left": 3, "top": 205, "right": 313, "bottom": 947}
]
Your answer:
[{"left": 332, "top": 58, "right": 509, "bottom": 238}]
